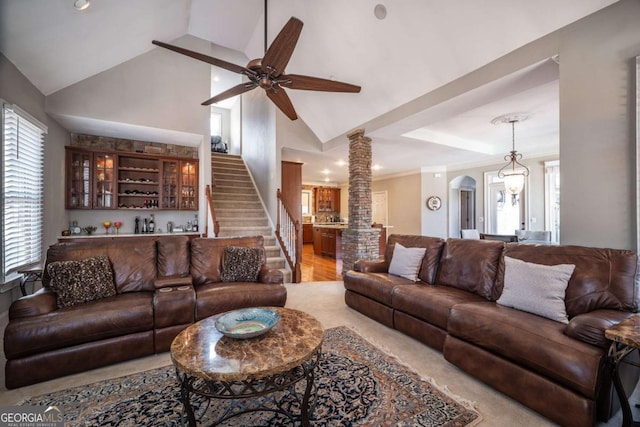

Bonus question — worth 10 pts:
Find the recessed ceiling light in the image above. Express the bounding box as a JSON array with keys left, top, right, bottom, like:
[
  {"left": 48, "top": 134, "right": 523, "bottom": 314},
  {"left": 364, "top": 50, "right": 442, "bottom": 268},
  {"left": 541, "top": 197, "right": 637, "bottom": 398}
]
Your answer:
[
  {"left": 74, "top": 0, "right": 90, "bottom": 11},
  {"left": 336, "top": 160, "right": 346, "bottom": 166},
  {"left": 373, "top": 164, "right": 382, "bottom": 171},
  {"left": 324, "top": 177, "right": 330, "bottom": 182},
  {"left": 322, "top": 169, "right": 330, "bottom": 175},
  {"left": 213, "top": 75, "right": 220, "bottom": 82},
  {"left": 374, "top": 4, "right": 387, "bottom": 20}
]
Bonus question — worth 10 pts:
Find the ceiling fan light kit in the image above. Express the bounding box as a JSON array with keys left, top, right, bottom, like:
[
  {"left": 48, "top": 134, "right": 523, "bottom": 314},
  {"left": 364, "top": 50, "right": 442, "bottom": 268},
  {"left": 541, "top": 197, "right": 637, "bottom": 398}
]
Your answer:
[
  {"left": 492, "top": 113, "right": 531, "bottom": 195},
  {"left": 152, "top": 16, "right": 361, "bottom": 121}
]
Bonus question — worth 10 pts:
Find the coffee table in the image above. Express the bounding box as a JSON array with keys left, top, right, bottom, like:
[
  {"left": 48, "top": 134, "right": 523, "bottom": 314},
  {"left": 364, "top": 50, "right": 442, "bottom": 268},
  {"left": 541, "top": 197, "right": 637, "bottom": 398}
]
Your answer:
[{"left": 170, "top": 306, "right": 324, "bottom": 426}]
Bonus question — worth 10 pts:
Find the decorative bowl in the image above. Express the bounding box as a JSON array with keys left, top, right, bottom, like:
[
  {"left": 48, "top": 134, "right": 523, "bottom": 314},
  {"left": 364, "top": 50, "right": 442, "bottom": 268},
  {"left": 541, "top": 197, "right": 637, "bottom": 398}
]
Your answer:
[
  {"left": 215, "top": 308, "right": 280, "bottom": 339},
  {"left": 83, "top": 226, "right": 97, "bottom": 235}
]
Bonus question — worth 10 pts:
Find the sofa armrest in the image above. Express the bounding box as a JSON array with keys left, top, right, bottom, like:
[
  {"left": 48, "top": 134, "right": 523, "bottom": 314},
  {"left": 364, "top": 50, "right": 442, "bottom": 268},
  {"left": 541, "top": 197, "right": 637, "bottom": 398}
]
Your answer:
[
  {"left": 354, "top": 260, "right": 388, "bottom": 273},
  {"left": 566, "top": 309, "right": 635, "bottom": 348},
  {"left": 154, "top": 274, "right": 193, "bottom": 289},
  {"left": 9, "top": 288, "right": 57, "bottom": 320},
  {"left": 259, "top": 266, "right": 284, "bottom": 284}
]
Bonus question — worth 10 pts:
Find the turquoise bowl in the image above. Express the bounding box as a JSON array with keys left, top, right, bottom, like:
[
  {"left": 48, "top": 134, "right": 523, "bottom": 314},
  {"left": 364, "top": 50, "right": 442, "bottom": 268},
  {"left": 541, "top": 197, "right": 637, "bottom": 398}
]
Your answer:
[{"left": 215, "top": 308, "right": 280, "bottom": 339}]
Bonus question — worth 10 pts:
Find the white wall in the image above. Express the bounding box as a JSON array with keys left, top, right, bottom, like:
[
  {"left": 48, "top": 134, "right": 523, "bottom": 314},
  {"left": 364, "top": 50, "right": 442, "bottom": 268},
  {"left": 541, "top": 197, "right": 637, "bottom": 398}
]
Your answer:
[
  {"left": 556, "top": 0, "right": 640, "bottom": 248},
  {"left": 46, "top": 35, "right": 211, "bottom": 137},
  {"left": 372, "top": 173, "right": 422, "bottom": 236},
  {"left": 421, "top": 168, "right": 448, "bottom": 238},
  {"left": 241, "top": 90, "right": 278, "bottom": 223}
]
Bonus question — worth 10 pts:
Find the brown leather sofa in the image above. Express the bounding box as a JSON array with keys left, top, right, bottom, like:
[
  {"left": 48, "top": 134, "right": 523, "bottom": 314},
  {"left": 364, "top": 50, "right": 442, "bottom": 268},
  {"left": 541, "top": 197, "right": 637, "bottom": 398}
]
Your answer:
[
  {"left": 344, "top": 234, "right": 640, "bottom": 427},
  {"left": 4, "top": 235, "right": 286, "bottom": 389}
]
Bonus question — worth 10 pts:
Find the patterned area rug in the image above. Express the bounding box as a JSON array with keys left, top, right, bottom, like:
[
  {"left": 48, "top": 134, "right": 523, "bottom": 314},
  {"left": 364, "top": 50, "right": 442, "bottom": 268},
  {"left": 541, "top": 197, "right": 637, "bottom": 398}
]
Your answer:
[{"left": 21, "top": 326, "right": 480, "bottom": 426}]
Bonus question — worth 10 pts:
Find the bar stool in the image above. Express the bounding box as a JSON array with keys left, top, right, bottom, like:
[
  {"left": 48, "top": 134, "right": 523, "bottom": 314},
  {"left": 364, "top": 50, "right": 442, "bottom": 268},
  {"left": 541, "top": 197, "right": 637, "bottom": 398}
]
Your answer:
[{"left": 17, "top": 266, "right": 43, "bottom": 296}]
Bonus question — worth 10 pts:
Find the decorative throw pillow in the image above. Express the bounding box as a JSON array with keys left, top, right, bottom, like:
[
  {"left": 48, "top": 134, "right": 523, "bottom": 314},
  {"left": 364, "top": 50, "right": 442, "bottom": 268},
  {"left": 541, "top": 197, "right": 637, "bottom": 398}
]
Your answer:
[
  {"left": 497, "top": 256, "right": 575, "bottom": 324},
  {"left": 221, "top": 246, "right": 263, "bottom": 282},
  {"left": 47, "top": 255, "right": 116, "bottom": 308},
  {"left": 388, "top": 243, "right": 427, "bottom": 282}
]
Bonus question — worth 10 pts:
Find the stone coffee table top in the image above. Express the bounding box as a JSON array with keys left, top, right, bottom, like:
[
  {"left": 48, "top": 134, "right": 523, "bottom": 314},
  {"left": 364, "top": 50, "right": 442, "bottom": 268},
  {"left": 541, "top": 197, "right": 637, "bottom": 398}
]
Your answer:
[
  {"left": 171, "top": 307, "right": 324, "bottom": 382},
  {"left": 605, "top": 314, "right": 640, "bottom": 348}
]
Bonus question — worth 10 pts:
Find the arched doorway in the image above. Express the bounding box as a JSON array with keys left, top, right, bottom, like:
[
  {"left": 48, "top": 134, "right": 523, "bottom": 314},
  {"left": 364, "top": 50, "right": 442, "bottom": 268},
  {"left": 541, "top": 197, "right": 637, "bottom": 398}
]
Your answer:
[{"left": 449, "top": 175, "right": 477, "bottom": 238}]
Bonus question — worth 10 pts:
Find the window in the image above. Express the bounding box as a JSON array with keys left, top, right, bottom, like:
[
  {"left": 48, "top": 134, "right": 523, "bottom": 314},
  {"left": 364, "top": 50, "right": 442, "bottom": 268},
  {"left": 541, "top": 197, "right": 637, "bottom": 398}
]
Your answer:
[
  {"left": 1, "top": 102, "right": 47, "bottom": 285},
  {"left": 210, "top": 111, "right": 222, "bottom": 137},
  {"left": 544, "top": 160, "right": 560, "bottom": 243}
]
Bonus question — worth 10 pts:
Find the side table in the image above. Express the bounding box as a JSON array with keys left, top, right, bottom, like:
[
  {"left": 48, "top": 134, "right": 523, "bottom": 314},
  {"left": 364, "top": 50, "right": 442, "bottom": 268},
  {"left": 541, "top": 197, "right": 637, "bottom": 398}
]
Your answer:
[
  {"left": 17, "top": 266, "right": 43, "bottom": 297},
  {"left": 605, "top": 315, "right": 640, "bottom": 427}
]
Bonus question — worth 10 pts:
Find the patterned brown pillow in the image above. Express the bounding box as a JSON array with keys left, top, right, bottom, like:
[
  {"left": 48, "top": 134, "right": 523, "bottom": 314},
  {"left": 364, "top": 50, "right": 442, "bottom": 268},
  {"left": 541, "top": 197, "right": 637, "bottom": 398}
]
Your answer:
[
  {"left": 47, "top": 256, "right": 116, "bottom": 308},
  {"left": 220, "top": 246, "right": 263, "bottom": 282}
]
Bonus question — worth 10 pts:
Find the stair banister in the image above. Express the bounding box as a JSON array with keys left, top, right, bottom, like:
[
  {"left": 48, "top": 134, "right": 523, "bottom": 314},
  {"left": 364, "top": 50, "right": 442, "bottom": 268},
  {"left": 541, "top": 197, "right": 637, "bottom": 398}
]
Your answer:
[
  {"left": 205, "top": 184, "right": 220, "bottom": 237},
  {"left": 276, "top": 189, "right": 302, "bottom": 283}
]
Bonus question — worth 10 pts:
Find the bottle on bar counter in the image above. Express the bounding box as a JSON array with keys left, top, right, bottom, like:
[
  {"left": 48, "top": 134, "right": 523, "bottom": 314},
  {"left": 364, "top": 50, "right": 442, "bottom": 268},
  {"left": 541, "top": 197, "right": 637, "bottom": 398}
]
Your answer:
[
  {"left": 193, "top": 214, "right": 198, "bottom": 232},
  {"left": 149, "top": 214, "right": 155, "bottom": 233}
]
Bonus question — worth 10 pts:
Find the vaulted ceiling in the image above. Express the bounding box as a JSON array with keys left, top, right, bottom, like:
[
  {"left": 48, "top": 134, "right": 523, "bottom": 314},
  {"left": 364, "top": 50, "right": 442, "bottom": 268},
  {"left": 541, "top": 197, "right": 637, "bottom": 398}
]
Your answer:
[{"left": 0, "top": 0, "right": 618, "bottom": 183}]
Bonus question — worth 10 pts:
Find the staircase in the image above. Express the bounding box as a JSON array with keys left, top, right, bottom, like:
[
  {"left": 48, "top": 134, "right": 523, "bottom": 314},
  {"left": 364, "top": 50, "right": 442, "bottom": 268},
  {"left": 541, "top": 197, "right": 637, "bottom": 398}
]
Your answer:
[{"left": 210, "top": 153, "right": 291, "bottom": 283}]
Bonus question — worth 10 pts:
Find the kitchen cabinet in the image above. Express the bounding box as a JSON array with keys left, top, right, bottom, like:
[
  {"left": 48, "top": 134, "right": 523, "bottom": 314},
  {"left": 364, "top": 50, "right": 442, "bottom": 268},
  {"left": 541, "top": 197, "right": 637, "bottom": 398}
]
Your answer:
[
  {"left": 313, "top": 226, "right": 323, "bottom": 255},
  {"left": 66, "top": 148, "right": 116, "bottom": 209},
  {"left": 160, "top": 160, "right": 198, "bottom": 210},
  {"left": 303, "top": 223, "right": 313, "bottom": 243},
  {"left": 312, "top": 226, "right": 344, "bottom": 259},
  {"left": 66, "top": 147, "right": 198, "bottom": 211},
  {"left": 321, "top": 229, "right": 336, "bottom": 257},
  {"left": 314, "top": 187, "right": 341, "bottom": 213}
]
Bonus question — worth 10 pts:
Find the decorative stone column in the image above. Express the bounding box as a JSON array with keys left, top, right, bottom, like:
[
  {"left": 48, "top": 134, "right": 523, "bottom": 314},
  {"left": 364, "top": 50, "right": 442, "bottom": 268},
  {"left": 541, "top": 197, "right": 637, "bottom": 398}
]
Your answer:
[{"left": 342, "top": 129, "right": 380, "bottom": 275}]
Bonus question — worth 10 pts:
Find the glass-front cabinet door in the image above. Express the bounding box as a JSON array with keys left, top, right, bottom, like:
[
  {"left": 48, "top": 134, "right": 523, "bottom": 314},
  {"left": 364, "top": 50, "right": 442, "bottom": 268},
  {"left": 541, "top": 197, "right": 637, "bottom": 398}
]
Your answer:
[
  {"left": 94, "top": 153, "right": 116, "bottom": 209},
  {"left": 67, "top": 149, "right": 92, "bottom": 209},
  {"left": 161, "top": 160, "right": 179, "bottom": 209},
  {"left": 180, "top": 161, "right": 198, "bottom": 210}
]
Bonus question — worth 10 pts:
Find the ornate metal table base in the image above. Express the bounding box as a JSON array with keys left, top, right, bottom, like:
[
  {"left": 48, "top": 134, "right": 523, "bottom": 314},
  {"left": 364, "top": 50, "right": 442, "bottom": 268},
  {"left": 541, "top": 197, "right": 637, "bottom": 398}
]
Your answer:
[
  {"left": 177, "top": 349, "right": 320, "bottom": 426},
  {"left": 607, "top": 341, "right": 640, "bottom": 427}
]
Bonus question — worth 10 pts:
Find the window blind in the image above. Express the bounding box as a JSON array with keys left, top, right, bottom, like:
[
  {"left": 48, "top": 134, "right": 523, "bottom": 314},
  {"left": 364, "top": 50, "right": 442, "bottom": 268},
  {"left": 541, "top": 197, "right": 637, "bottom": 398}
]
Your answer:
[{"left": 2, "top": 103, "right": 47, "bottom": 283}]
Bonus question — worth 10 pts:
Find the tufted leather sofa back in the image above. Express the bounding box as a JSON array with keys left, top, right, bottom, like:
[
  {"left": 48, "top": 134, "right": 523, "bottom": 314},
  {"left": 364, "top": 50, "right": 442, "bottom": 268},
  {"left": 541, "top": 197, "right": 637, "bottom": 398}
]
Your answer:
[
  {"left": 385, "top": 234, "right": 445, "bottom": 284},
  {"left": 436, "top": 238, "right": 505, "bottom": 300},
  {"left": 43, "top": 239, "right": 157, "bottom": 293},
  {"left": 497, "top": 244, "right": 640, "bottom": 317},
  {"left": 190, "top": 236, "right": 266, "bottom": 286}
]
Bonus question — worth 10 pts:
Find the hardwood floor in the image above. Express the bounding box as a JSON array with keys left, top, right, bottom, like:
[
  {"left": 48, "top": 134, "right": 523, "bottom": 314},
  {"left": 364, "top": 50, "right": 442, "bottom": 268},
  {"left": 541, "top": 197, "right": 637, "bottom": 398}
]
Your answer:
[{"left": 300, "top": 243, "right": 343, "bottom": 282}]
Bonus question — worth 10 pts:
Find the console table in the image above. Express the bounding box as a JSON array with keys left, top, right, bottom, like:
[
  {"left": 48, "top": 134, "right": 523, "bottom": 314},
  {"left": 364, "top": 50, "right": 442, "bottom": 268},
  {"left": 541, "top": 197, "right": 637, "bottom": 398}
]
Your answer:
[{"left": 605, "top": 315, "right": 640, "bottom": 427}]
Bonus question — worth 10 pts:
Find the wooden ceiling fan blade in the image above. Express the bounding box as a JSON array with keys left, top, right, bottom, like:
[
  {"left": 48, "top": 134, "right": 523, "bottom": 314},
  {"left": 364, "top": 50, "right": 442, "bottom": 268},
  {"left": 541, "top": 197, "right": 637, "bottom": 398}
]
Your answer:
[
  {"left": 152, "top": 40, "right": 252, "bottom": 76},
  {"left": 201, "top": 83, "right": 257, "bottom": 106},
  {"left": 262, "top": 17, "right": 303, "bottom": 77},
  {"left": 281, "top": 74, "right": 361, "bottom": 93},
  {"left": 266, "top": 88, "right": 298, "bottom": 120}
]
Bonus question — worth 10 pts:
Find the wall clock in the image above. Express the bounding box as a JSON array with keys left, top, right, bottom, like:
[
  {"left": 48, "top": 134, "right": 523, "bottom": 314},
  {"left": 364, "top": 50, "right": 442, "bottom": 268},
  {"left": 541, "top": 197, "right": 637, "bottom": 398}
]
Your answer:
[{"left": 426, "top": 196, "right": 442, "bottom": 211}]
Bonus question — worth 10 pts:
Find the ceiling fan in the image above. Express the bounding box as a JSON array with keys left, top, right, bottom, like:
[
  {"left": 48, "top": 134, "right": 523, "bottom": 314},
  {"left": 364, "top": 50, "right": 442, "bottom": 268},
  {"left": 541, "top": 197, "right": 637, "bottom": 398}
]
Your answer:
[{"left": 152, "top": 17, "right": 361, "bottom": 121}]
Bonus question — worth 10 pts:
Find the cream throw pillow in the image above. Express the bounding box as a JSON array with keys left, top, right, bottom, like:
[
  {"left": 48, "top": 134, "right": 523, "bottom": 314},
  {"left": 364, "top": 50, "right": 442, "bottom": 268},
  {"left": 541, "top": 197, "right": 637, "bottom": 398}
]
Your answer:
[
  {"left": 388, "top": 243, "right": 427, "bottom": 282},
  {"left": 497, "top": 256, "right": 575, "bottom": 324}
]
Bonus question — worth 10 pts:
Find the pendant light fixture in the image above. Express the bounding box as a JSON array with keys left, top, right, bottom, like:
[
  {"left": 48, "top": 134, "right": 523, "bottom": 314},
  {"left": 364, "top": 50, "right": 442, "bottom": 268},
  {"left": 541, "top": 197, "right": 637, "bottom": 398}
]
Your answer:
[{"left": 492, "top": 113, "right": 530, "bottom": 195}]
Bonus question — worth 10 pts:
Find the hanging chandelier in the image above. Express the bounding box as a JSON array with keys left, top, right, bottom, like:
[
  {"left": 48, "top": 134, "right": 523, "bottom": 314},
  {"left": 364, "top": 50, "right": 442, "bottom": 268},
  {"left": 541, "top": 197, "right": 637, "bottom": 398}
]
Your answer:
[{"left": 492, "top": 113, "right": 530, "bottom": 195}]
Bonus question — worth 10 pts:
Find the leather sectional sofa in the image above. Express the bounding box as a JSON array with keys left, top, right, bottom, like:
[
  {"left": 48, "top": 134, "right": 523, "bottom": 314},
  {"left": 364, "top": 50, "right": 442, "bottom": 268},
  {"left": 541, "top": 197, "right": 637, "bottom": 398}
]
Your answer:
[
  {"left": 344, "top": 234, "right": 640, "bottom": 427},
  {"left": 4, "top": 235, "right": 286, "bottom": 389}
]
